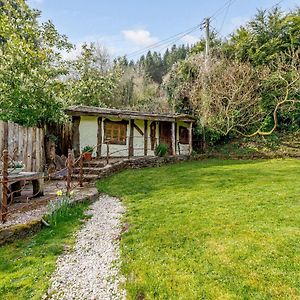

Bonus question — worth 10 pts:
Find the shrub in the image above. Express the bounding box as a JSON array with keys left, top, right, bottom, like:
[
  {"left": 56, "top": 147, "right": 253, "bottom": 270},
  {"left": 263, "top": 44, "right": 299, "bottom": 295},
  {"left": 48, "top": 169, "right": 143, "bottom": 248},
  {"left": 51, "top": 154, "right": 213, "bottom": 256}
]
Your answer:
[
  {"left": 155, "top": 143, "right": 169, "bottom": 157},
  {"left": 46, "top": 192, "right": 74, "bottom": 226},
  {"left": 82, "top": 145, "right": 94, "bottom": 153}
]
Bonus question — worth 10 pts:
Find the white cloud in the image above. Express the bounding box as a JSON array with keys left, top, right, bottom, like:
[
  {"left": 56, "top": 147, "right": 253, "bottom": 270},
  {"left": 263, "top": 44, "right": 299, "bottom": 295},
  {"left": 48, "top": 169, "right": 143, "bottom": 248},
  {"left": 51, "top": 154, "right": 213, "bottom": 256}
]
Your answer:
[
  {"left": 181, "top": 34, "right": 199, "bottom": 45},
  {"left": 122, "top": 29, "right": 159, "bottom": 47},
  {"left": 60, "top": 36, "right": 121, "bottom": 61}
]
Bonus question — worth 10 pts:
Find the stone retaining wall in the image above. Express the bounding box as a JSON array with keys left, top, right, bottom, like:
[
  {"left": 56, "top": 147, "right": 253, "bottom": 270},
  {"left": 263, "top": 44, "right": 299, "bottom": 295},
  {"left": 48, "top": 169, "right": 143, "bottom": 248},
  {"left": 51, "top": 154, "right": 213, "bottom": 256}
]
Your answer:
[{"left": 98, "top": 155, "right": 191, "bottom": 179}]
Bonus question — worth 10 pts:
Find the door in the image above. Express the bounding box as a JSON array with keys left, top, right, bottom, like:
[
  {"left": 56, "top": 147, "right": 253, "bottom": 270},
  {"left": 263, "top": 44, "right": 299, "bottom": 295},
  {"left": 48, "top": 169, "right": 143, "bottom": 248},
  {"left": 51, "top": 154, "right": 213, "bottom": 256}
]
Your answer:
[{"left": 159, "top": 122, "right": 172, "bottom": 155}]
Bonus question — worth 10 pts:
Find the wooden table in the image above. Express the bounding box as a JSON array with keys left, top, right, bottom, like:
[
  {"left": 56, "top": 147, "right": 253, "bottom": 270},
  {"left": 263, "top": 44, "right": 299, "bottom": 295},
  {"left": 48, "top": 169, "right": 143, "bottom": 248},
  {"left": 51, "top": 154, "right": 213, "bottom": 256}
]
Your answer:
[{"left": 4, "top": 172, "right": 44, "bottom": 202}]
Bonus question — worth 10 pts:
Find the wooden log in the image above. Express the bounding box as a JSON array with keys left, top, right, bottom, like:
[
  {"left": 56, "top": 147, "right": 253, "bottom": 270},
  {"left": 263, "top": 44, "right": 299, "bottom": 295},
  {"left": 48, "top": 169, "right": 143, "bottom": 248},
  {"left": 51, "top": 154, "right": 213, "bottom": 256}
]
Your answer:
[
  {"left": 26, "top": 127, "right": 32, "bottom": 172},
  {"left": 18, "top": 124, "right": 24, "bottom": 163},
  {"left": 40, "top": 128, "right": 45, "bottom": 172},
  {"left": 188, "top": 122, "right": 193, "bottom": 155},
  {"left": 0, "top": 121, "right": 4, "bottom": 155},
  {"left": 97, "top": 117, "right": 102, "bottom": 158},
  {"left": 1, "top": 150, "right": 9, "bottom": 223},
  {"left": 31, "top": 127, "right": 37, "bottom": 172},
  {"left": 129, "top": 119, "right": 134, "bottom": 157},
  {"left": 36, "top": 128, "right": 41, "bottom": 172},
  {"left": 144, "top": 120, "right": 148, "bottom": 156},
  {"left": 171, "top": 122, "right": 176, "bottom": 156},
  {"left": 7, "top": 122, "right": 13, "bottom": 156},
  {"left": 72, "top": 116, "right": 81, "bottom": 157},
  {"left": 175, "top": 122, "right": 178, "bottom": 155}
]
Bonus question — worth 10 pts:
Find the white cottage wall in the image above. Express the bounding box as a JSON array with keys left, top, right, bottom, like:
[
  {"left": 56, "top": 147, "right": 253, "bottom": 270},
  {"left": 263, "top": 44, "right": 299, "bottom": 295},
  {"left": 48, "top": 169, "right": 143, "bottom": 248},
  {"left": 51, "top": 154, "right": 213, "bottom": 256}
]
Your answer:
[{"left": 79, "top": 116, "right": 98, "bottom": 157}]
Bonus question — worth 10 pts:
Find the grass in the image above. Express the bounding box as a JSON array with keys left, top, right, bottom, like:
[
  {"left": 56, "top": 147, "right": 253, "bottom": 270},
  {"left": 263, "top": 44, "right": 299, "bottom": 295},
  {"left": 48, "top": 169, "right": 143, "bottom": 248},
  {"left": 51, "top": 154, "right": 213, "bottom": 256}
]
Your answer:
[
  {"left": 0, "top": 201, "right": 90, "bottom": 300},
  {"left": 97, "top": 159, "right": 300, "bottom": 299}
]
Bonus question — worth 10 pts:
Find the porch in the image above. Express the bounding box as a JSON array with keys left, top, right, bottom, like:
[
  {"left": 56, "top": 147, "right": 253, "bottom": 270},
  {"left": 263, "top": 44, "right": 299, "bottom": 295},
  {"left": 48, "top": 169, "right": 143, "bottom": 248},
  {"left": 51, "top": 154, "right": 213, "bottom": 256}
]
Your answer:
[{"left": 66, "top": 106, "right": 196, "bottom": 158}]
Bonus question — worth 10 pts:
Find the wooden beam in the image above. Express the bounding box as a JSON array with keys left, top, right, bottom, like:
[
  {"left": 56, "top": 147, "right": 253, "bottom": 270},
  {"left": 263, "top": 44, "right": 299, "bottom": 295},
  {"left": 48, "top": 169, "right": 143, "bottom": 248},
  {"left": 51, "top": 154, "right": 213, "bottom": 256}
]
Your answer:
[
  {"left": 144, "top": 120, "right": 148, "bottom": 156},
  {"left": 97, "top": 117, "right": 102, "bottom": 158},
  {"left": 72, "top": 116, "right": 81, "bottom": 157},
  {"left": 171, "top": 122, "right": 176, "bottom": 156},
  {"left": 134, "top": 123, "right": 144, "bottom": 136},
  {"left": 129, "top": 119, "right": 134, "bottom": 157},
  {"left": 175, "top": 122, "right": 178, "bottom": 155},
  {"left": 188, "top": 122, "right": 193, "bottom": 155}
]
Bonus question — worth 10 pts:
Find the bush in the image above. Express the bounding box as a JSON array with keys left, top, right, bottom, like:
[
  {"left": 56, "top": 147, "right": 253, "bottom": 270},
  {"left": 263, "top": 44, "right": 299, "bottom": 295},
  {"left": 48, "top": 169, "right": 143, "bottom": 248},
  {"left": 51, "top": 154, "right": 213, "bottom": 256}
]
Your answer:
[
  {"left": 155, "top": 143, "right": 169, "bottom": 157},
  {"left": 82, "top": 145, "right": 94, "bottom": 153}
]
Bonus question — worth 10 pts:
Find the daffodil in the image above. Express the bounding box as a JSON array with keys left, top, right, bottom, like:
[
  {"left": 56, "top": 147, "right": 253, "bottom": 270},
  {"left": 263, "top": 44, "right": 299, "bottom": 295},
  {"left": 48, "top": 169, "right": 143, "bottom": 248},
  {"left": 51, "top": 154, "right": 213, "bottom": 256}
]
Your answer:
[{"left": 56, "top": 190, "right": 63, "bottom": 197}]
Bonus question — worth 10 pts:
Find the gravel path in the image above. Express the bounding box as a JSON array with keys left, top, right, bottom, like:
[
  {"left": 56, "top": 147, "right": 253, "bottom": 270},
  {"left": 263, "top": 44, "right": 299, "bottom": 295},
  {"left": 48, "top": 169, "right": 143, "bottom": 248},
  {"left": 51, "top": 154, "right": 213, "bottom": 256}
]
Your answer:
[{"left": 44, "top": 195, "right": 126, "bottom": 300}]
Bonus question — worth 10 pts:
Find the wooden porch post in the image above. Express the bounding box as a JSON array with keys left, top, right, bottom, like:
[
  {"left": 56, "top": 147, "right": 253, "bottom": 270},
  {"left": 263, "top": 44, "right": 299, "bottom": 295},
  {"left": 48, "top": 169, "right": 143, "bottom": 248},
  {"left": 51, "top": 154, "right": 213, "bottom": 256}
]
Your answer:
[
  {"left": 72, "top": 116, "right": 80, "bottom": 157},
  {"left": 129, "top": 119, "right": 134, "bottom": 157},
  {"left": 144, "top": 120, "right": 148, "bottom": 156},
  {"left": 97, "top": 117, "right": 102, "bottom": 158},
  {"left": 188, "top": 122, "right": 193, "bottom": 155},
  {"left": 171, "top": 121, "right": 176, "bottom": 156}
]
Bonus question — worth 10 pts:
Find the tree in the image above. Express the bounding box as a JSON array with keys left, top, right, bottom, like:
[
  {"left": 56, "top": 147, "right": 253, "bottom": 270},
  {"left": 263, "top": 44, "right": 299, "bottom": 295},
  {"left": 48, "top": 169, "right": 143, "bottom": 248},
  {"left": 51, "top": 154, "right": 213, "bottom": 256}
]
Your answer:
[
  {"left": 0, "top": 0, "right": 72, "bottom": 126},
  {"left": 66, "top": 43, "right": 120, "bottom": 107},
  {"left": 222, "top": 7, "right": 300, "bottom": 66}
]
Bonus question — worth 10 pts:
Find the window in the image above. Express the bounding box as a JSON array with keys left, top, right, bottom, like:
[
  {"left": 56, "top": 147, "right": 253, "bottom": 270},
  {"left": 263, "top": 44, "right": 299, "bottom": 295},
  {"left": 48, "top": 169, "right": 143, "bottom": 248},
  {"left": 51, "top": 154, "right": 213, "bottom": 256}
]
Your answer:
[
  {"left": 179, "top": 126, "right": 189, "bottom": 144},
  {"left": 104, "top": 120, "right": 127, "bottom": 145}
]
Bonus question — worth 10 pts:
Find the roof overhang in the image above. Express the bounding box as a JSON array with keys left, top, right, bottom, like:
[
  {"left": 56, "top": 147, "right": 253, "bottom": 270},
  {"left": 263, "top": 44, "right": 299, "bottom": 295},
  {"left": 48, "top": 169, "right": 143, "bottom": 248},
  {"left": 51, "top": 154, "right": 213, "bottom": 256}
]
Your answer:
[{"left": 66, "top": 106, "right": 196, "bottom": 123}]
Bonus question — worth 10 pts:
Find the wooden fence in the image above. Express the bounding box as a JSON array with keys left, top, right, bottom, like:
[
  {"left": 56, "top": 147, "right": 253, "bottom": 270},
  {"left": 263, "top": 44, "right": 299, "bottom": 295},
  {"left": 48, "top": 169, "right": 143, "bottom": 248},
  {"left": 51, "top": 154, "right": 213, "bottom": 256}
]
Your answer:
[{"left": 0, "top": 121, "right": 45, "bottom": 172}]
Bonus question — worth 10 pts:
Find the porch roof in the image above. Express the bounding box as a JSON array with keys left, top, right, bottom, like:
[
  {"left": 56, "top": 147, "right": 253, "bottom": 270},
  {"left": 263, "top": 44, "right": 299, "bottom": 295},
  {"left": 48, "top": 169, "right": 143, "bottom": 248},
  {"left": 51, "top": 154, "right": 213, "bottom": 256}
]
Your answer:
[{"left": 66, "top": 106, "right": 196, "bottom": 123}]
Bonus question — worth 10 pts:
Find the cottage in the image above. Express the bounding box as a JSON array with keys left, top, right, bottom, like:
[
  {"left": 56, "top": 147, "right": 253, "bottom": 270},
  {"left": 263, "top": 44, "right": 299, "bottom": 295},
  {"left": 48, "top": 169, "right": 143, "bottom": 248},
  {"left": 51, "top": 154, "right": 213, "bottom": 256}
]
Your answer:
[{"left": 66, "top": 106, "right": 196, "bottom": 158}]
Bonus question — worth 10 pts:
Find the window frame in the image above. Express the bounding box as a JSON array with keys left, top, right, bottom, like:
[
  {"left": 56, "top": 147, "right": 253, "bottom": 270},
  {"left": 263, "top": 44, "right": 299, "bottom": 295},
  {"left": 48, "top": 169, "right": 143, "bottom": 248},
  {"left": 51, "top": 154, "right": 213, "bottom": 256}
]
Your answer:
[{"left": 104, "top": 120, "right": 128, "bottom": 145}]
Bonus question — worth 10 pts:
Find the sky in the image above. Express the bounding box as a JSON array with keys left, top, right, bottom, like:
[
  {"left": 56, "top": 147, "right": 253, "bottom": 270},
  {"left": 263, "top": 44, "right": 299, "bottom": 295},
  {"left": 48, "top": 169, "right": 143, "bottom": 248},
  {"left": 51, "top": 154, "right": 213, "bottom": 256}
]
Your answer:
[{"left": 27, "top": 0, "right": 299, "bottom": 60}]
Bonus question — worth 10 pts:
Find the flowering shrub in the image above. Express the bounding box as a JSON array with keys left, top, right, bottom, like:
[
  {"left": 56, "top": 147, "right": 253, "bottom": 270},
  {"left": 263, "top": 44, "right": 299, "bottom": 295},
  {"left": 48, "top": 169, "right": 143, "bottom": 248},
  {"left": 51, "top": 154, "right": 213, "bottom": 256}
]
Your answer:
[{"left": 46, "top": 190, "right": 76, "bottom": 226}]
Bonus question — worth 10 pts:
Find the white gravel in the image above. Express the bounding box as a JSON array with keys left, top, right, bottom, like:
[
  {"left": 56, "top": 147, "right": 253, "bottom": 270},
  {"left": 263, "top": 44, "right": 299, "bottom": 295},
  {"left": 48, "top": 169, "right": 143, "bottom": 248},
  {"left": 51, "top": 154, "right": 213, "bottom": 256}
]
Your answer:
[{"left": 44, "top": 195, "right": 126, "bottom": 300}]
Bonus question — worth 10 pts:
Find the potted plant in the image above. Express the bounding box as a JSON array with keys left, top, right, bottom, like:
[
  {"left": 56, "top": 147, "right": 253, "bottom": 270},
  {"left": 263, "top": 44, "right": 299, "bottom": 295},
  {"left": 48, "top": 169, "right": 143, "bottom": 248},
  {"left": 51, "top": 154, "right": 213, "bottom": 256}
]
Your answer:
[{"left": 82, "top": 145, "right": 94, "bottom": 161}]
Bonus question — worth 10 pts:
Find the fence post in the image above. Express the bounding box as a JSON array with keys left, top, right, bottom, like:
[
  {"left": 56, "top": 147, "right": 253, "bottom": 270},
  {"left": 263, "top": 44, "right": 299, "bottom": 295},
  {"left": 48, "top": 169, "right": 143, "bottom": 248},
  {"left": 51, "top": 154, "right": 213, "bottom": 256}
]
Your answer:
[
  {"left": 1, "top": 150, "right": 9, "bottom": 223},
  {"left": 66, "top": 152, "right": 73, "bottom": 196},
  {"left": 79, "top": 154, "right": 84, "bottom": 187},
  {"left": 106, "top": 143, "right": 109, "bottom": 165}
]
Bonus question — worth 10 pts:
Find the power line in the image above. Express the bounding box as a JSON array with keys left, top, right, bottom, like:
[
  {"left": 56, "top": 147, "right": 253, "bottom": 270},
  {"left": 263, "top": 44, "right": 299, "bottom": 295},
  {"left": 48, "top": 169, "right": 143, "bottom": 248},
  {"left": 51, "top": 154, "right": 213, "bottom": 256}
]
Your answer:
[
  {"left": 153, "top": 27, "right": 201, "bottom": 55},
  {"left": 125, "top": 0, "right": 239, "bottom": 59},
  {"left": 218, "top": 0, "right": 233, "bottom": 34},
  {"left": 125, "top": 24, "right": 202, "bottom": 59}
]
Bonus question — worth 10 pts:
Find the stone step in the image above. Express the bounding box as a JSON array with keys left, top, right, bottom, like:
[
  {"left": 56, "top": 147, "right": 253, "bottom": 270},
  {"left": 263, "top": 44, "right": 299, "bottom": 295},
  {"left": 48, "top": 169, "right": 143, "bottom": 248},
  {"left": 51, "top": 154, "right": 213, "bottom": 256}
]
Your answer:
[
  {"left": 71, "top": 173, "right": 99, "bottom": 182},
  {"left": 83, "top": 160, "right": 106, "bottom": 168},
  {"left": 73, "top": 167, "right": 106, "bottom": 175}
]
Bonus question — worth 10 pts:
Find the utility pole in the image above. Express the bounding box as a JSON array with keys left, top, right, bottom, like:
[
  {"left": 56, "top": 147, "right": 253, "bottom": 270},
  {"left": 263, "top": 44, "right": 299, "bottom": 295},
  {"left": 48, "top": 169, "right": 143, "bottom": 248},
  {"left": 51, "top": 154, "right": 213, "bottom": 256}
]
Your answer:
[
  {"left": 202, "top": 17, "right": 211, "bottom": 151},
  {"left": 204, "top": 17, "right": 210, "bottom": 66}
]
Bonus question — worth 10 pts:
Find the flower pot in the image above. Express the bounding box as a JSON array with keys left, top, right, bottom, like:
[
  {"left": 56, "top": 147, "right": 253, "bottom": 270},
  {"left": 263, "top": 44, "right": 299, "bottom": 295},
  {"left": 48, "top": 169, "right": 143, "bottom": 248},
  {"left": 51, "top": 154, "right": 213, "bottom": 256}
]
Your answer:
[{"left": 83, "top": 152, "right": 92, "bottom": 161}]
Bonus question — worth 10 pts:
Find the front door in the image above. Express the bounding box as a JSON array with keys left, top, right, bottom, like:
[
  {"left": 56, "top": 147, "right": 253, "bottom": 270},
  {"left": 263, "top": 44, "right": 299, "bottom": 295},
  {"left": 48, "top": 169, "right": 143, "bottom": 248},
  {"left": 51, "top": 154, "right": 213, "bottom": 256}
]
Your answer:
[{"left": 159, "top": 122, "right": 172, "bottom": 155}]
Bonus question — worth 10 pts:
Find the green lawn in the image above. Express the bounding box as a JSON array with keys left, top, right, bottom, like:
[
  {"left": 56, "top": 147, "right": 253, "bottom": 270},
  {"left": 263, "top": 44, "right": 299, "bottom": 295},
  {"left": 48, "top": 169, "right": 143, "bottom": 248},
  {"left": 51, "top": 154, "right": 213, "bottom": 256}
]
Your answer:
[
  {"left": 0, "top": 201, "right": 90, "bottom": 300},
  {"left": 97, "top": 159, "right": 300, "bottom": 299}
]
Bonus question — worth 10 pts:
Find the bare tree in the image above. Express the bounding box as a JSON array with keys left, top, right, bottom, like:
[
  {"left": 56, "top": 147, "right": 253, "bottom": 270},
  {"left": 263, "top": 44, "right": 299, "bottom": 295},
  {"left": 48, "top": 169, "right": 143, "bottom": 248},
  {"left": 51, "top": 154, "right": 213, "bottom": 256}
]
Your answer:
[
  {"left": 187, "top": 56, "right": 269, "bottom": 136},
  {"left": 177, "top": 52, "right": 299, "bottom": 137}
]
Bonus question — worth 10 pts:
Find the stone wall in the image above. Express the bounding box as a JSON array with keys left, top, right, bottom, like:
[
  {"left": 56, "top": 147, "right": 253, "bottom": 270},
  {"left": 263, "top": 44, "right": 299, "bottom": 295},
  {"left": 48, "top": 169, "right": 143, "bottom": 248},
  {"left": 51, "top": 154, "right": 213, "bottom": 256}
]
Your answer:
[{"left": 97, "top": 155, "right": 191, "bottom": 179}]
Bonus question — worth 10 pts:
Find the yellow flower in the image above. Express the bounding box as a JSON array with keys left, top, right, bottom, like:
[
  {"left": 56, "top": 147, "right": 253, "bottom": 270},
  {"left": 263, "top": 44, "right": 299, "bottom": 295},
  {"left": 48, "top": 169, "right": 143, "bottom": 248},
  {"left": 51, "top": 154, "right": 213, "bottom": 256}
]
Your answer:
[
  {"left": 56, "top": 190, "right": 63, "bottom": 197},
  {"left": 70, "top": 190, "right": 75, "bottom": 196}
]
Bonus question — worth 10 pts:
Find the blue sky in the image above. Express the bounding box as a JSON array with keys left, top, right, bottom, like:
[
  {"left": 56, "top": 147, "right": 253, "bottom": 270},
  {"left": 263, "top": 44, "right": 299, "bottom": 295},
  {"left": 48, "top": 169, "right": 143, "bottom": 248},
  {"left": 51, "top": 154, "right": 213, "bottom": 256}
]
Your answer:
[{"left": 27, "top": 0, "right": 299, "bottom": 59}]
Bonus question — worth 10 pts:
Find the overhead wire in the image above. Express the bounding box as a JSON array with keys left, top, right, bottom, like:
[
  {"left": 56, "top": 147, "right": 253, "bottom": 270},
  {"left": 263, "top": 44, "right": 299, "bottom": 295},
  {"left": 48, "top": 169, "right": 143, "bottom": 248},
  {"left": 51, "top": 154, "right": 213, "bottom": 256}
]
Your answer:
[
  {"left": 125, "top": 24, "right": 202, "bottom": 59},
  {"left": 124, "top": 0, "right": 239, "bottom": 58}
]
